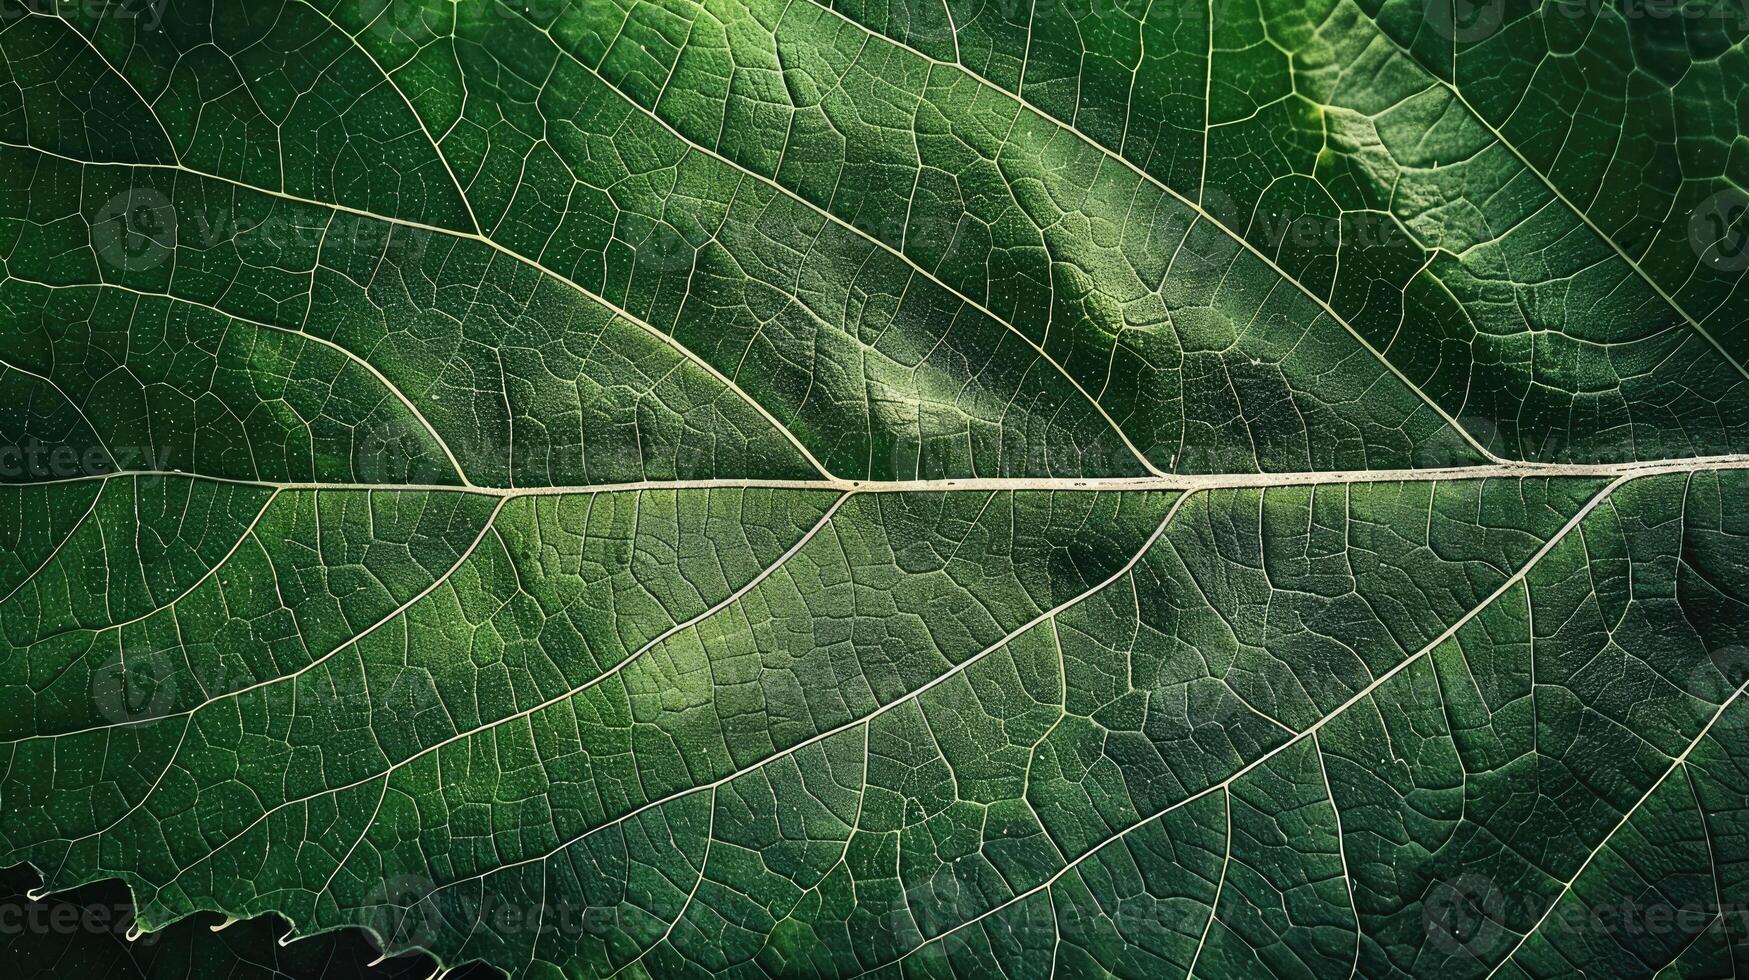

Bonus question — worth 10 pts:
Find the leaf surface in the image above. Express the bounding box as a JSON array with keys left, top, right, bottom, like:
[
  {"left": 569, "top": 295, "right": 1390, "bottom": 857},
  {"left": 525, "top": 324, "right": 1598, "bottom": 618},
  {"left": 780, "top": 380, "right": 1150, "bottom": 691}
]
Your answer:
[{"left": 2, "top": 1, "right": 1748, "bottom": 977}]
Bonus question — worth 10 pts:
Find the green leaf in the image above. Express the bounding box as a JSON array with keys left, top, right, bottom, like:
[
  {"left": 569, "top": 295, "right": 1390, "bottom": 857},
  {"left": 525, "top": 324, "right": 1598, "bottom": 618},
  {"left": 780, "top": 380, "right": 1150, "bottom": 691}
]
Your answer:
[
  {"left": 2, "top": 863, "right": 484, "bottom": 980},
  {"left": 1, "top": 0, "right": 1747, "bottom": 977}
]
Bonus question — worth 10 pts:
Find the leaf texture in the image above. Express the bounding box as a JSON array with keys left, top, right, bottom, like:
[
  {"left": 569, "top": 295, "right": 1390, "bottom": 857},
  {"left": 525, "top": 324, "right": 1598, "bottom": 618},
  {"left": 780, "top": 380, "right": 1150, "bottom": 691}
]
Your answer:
[{"left": 2, "top": 1, "right": 1748, "bottom": 978}]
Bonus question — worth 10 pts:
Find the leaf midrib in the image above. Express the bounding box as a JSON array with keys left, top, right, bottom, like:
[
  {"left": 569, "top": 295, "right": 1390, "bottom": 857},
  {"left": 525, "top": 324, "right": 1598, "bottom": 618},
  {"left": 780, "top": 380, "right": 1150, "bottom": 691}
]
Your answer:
[{"left": 15, "top": 452, "right": 1749, "bottom": 497}]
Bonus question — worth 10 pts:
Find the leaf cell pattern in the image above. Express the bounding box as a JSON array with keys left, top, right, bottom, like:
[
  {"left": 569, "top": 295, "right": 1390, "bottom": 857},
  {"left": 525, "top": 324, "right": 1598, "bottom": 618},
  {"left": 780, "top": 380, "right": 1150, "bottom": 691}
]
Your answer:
[{"left": 2, "top": 1, "right": 1748, "bottom": 978}]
